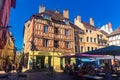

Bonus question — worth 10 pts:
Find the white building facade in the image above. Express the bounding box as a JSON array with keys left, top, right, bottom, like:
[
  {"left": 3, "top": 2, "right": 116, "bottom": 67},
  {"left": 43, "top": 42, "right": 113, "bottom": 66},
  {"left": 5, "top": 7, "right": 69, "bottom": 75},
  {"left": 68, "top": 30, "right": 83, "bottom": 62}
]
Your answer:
[
  {"left": 108, "top": 27, "right": 120, "bottom": 46},
  {"left": 100, "top": 22, "right": 113, "bottom": 34}
]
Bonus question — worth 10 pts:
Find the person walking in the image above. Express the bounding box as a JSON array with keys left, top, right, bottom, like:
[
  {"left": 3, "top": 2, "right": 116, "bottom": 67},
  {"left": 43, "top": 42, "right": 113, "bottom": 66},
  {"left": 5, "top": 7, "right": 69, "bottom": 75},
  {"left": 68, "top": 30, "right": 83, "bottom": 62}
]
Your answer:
[
  {"left": 8, "top": 62, "right": 12, "bottom": 73},
  {"left": 17, "top": 63, "right": 22, "bottom": 73},
  {"left": 104, "top": 63, "right": 113, "bottom": 80}
]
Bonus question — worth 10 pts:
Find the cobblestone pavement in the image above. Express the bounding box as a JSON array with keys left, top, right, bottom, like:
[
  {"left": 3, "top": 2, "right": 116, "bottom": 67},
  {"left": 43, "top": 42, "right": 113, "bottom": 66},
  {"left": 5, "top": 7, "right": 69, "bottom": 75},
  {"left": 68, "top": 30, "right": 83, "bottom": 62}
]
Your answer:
[
  {"left": 0, "top": 70, "right": 72, "bottom": 80},
  {"left": 26, "top": 71, "right": 72, "bottom": 80}
]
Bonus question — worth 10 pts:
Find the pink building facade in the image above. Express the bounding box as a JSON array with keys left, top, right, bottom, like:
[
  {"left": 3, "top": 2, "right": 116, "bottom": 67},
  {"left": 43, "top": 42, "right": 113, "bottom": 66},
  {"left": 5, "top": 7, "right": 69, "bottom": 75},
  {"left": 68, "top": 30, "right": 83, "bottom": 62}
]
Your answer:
[{"left": 0, "top": 0, "right": 15, "bottom": 49}]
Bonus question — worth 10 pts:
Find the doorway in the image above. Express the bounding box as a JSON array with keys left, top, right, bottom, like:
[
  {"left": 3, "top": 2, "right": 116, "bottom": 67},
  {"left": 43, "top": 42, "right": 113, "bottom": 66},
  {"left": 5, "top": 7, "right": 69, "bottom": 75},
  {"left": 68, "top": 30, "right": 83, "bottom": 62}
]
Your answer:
[{"left": 36, "top": 56, "right": 45, "bottom": 69}]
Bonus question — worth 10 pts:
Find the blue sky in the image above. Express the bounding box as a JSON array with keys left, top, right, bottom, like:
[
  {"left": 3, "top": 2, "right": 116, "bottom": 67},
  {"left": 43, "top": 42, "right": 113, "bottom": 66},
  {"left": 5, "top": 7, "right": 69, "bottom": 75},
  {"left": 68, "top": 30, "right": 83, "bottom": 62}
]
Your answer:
[{"left": 9, "top": 0, "right": 120, "bottom": 50}]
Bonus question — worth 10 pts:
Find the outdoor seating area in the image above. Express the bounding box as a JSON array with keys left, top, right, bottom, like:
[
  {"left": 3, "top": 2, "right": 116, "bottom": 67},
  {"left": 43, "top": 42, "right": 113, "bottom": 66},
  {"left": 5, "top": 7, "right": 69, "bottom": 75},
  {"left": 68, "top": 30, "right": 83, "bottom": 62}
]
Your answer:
[
  {"left": 61, "top": 45, "right": 120, "bottom": 80},
  {"left": 63, "top": 62, "right": 120, "bottom": 80}
]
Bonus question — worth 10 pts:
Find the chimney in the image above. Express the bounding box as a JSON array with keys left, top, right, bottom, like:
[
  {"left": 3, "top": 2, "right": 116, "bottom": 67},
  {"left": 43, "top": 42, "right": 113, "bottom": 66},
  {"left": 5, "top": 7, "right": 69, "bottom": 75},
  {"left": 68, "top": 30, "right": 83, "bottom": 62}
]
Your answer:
[
  {"left": 55, "top": 10, "right": 59, "bottom": 14},
  {"left": 74, "top": 18, "right": 76, "bottom": 23},
  {"left": 77, "top": 15, "right": 81, "bottom": 22},
  {"left": 90, "top": 17, "right": 94, "bottom": 26},
  {"left": 108, "top": 22, "right": 112, "bottom": 28},
  {"left": 39, "top": 5, "right": 45, "bottom": 13},
  {"left": 63, "top": 9, "right": 69, "bottom": 19}
]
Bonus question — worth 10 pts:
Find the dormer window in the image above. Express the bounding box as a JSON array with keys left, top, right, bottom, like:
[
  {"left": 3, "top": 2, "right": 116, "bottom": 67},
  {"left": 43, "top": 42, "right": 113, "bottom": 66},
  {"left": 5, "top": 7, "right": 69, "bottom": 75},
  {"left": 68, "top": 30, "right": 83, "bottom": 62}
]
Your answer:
[
  {"left": 65, "top": 20, "right": 69, "bottom": 25},
  {"left": 63, "top": 19, "right": 69, "bottom": 25},
  {"left": 43, "top": 14, "right": 50, "bottom": 20}
]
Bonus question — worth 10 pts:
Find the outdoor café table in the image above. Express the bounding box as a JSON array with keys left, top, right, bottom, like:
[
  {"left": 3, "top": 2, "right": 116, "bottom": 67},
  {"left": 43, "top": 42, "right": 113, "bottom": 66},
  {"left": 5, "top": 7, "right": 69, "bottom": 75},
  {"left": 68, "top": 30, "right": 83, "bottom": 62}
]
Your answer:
[
  {"left": 112, "top": 74, "right": 118, "bottom": 77},
  {"left": 97, "top": 73, "right": 105, "bottom": 77},
  {"left": 112, "top": 74, "right": 118, "bottom": 80},
  {"left": 83, "top": 75, "right": 104, "bottom": 80}
]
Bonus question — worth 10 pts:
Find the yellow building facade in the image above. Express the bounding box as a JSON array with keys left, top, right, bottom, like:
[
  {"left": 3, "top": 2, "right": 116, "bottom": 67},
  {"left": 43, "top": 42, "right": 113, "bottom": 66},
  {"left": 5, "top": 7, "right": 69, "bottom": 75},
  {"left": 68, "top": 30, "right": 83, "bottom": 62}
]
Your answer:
[
  {"left": 0, "top": 31, "right": 15, "bottom": 70},
  {"left": 74, "top": 15, "right": 108, "bottom": 53},
  {"left": 97, "top": 30, "right": 108, "bottom": 48}
]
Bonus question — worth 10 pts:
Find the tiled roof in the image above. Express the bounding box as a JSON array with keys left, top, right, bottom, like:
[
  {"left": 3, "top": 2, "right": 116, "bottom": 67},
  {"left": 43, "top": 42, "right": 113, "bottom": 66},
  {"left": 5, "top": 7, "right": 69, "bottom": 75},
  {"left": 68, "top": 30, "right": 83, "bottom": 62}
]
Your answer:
[
  {"left": 82, "top": 22, "right": 97, "bottom": 30},
  {"left": 34, "top": 10, "right": 67, "bottom": 21},
  {"left": 107, "top": 27, "right": 120, "bottom": 37},
  {"left": 99, "top": 30, "right": 108, "bottom": 36}
]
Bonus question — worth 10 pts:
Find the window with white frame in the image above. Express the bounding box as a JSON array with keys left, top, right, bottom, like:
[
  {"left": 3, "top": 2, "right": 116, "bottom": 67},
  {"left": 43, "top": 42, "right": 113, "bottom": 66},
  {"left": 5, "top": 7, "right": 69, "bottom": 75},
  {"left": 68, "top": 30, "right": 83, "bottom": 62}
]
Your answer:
[
  {"left": 81, "top": 46, "right": 84, "bottom": 52},
  {"left": 91, "top": 47, "right": 94, "bottom": 50},
  {"left": 87, "top": 47, "right": 90, "bottom": 51},
  {"left": 90, "top": 30, "right": 92, "bottom": 33},
  {"left": 80, "top": 37, "right": 83, "bottom": 42},
  {"left": 86, "top": 30, "right": 88, "bottom": 33},
  {"left": 94, "top": 38, "right": 96, "bottom": 43},
  {"left": 90, "top": 37, "right": 92, "bottom": 42}
]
